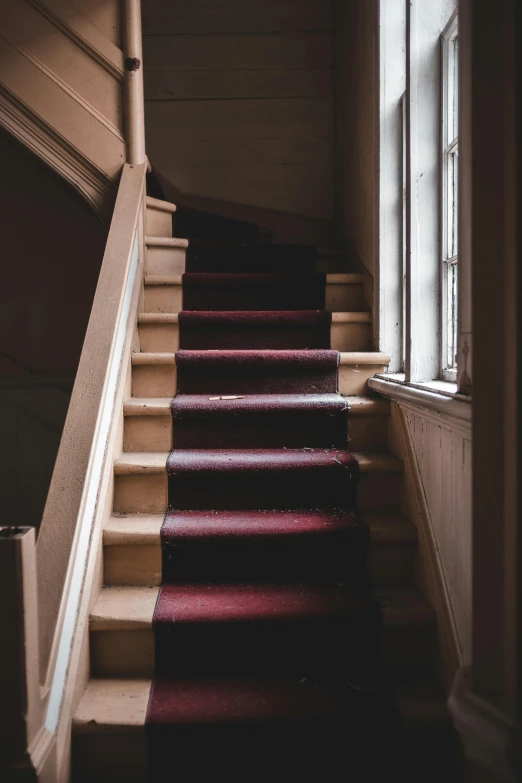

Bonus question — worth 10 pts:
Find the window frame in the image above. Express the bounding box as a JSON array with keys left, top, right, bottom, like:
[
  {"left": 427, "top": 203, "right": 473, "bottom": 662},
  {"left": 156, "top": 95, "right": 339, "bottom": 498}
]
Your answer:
[{"left": 440, "top": 10, "right": 459, "bottom": 382}]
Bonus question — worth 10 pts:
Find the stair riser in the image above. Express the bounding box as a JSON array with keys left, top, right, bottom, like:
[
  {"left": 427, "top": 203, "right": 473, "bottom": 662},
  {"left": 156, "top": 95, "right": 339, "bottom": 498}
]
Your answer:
[
  {"left": 131, "top": 363, "right": 387, "bottom": 397},
  {"left": 144, "top": 282, "right": 364, "bottom": 314},
  {"left": 72, "top": 715, "right": 456, "bottom": 783},
  {"left": 153, "top": 617, "right": 380, "bottom": 677},
  {"left": 103, "top": 540, "right": 415, "bottom": 588},
  {"left": 167, "top": 471, "right": 358, "bottom": 511},
  {"left": 146, "top": 208, "right": 172, "bottom": 238},
  {"left": 90, "top": 622, "right": 433, "bottom": 679},
  {"left": 171, "top": 414, "right": 347, "bottom": 449},
  {"left": 72, "top": 733, "right": 149, "bottom": 783},
  {"left": 146, "top": 247, "right": 186, "bottom": 276},
  {"left": 113, "top": 471, "right": 402, "bottom": 515},
  {"left": 123, "top": 412, "right": 389, "bottom": 452},
  {"left": 138, "top": 321, "right": 372, "bottom": 352}
]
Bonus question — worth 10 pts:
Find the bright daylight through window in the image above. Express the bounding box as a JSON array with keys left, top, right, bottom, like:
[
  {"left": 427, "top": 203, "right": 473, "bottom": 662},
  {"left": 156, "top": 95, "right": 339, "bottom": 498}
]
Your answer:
[{"left": 441, "top": 14, "right": 459, "bottom": 379}]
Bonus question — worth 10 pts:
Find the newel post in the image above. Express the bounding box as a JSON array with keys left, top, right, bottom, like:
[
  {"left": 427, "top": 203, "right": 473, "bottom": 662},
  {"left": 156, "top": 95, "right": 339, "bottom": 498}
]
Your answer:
[
  {"left": 123, "top": 0, "right": 146, "bottom": 165},
  {"left": 0, "top": 527, "right": 43, "bottom": 781}
]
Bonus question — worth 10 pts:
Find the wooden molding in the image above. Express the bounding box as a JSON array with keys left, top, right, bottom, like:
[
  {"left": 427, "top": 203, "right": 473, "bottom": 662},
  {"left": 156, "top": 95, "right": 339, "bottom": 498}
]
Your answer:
[
  {"left": 388, "top": 401, "right": 462, "bottom": 691},
  {"left": 449, "top": 667, "right": 522, "bottom": 782},
  {"left": 0, "top": 82, "right": 115, "bottom": 218},
  {"left": 369, "top": 376, "right": 472, "bottom": 433},
  {"left": 26, "top": 0, "right": 124, "bottom": 81}
]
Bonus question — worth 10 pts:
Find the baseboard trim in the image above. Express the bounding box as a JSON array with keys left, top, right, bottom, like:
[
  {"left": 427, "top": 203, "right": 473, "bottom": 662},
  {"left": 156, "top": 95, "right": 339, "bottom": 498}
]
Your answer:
[{"left": 449, "top": 667, "right": 522, "bottom": 783}]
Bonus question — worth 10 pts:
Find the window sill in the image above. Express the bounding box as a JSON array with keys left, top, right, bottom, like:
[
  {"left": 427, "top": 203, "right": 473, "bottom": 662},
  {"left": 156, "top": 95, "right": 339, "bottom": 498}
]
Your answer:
[{"left": 368, "top": 372, "right": 472, "bottom": 424}]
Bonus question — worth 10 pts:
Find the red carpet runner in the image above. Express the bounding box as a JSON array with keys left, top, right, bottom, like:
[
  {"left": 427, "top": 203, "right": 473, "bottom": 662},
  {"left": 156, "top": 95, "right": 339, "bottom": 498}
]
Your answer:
[{"left": 145, "top": 243, "right": 401, "bottom": 781}]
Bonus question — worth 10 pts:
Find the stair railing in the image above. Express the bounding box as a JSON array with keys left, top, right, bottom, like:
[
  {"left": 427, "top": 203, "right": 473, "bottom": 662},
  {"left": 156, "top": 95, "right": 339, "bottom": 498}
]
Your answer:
[{"left": 0, "top": 2, "right": 146, "bottom": 780}]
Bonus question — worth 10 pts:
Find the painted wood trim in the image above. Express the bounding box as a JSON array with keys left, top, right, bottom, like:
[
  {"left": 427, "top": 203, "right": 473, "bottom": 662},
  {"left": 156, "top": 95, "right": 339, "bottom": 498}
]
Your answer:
[
  {"left": 26, "top": 0, "right": 125, "bottom": 81},
  {"left": 368, "top": 376, "right": 471, "bottom": 431},
  {"left": 388, "top": 401, "right": 462, "bottom": 691},
  {"left": 36, "top": 163, "right": 146, "bottom": 706},
  {"left": 146, "top": 195, "right": 177, "bottom": 213},
  {"left": 0, "top": 81, "right": 114, "bottom": 218}
]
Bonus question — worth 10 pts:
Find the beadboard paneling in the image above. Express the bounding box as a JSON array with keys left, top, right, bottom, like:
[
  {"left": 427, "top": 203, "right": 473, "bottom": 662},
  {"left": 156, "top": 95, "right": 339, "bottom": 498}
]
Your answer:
[
  {"left": 402, "top": 404, "right": 472, "bottom": 665},
  {"left": 142, "top": 4, "right": 331, "bottom": 34}
]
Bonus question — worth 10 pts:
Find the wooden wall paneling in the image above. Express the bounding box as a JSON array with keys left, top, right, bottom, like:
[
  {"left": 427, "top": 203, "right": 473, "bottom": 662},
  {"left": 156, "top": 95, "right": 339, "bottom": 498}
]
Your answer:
[
  {"left": 143, "top": 0, "right": 335, "bottom": 242},
  {"left": 144, "top": 69, "right": 332, "bottom": 101},
  {"left": 72, "top": 0, "right": 122, "bottom": 47},
  {"left": 147, "top": 0, "right": 329, "bottom": 6},
  {"left": 0, "top": 36, "right": 125, "bottom": 176},
  {"left": 4, "top": 0, "right": 123, "bottom": 132},
  {"left": 142, "top": 3, "right": 331, "bottom": 35},
  {"left": 388, "top": 401, "right": 466, "bottom": 690},
  {"left": 143, "top": 34, "right": 331, "bottom": 72},
  {"left": 399, "top": 403, "right": 472, "bottom": 668}
]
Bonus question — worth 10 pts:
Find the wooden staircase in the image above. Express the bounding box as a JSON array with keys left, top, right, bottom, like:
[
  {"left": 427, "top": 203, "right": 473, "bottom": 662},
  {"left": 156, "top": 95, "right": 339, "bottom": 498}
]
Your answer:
[{"left": 71, "top": 196, "right": 459, "bottom": 782}]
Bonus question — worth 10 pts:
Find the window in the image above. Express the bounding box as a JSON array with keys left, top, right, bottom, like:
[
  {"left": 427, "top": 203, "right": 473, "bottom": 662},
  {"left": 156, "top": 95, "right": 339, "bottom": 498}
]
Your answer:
[
  {"left": 378, "top": 0, "right": 466, "bottom": 393},
  {"left": 441, "top": 14, "right": 459, "bottom": 380}
]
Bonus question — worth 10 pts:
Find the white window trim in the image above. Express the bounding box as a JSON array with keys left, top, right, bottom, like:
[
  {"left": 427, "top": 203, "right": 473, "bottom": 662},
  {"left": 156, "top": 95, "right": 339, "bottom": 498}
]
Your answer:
[
  {"left": 441, "top": 9, "right": 459, "bottom": 381},
  {"left": 376, "top": 0, "right": 461, "bottom": 396}
]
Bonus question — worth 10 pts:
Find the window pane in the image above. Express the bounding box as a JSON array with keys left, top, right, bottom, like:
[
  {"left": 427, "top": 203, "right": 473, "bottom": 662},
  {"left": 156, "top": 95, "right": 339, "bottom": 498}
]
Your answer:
[
  {"left": 447, "top": 262, "right": 458, "bottom": 369},
  {"left": 451, "top": 35, "right": 459, "bottom": 141},
  {"left": 448, "top": 148, "right": 459, "bottom": 258}
]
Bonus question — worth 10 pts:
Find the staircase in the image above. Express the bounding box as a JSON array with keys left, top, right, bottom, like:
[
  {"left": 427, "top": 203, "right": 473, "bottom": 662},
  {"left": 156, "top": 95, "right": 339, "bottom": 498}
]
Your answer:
[{"left": 72, "top": 196, "right": 458, "bottom": 781}]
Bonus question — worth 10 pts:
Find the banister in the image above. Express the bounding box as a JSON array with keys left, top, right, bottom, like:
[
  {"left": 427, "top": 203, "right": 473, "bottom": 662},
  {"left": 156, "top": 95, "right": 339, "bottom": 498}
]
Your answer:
[{"left": 36, "top": 161, "right": 147, "bottom": 717}]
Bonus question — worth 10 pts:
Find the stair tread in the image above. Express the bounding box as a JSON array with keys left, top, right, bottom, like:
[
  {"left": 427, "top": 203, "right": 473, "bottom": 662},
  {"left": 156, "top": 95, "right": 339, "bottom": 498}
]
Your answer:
[
  {"left": 145, "top": 236, "right": 188, "bottom": 248},
  {"left": 74, "top": 678, "right": 152, "bottom": 730},
  {"left": 138, "top": 310, "right": 372, "bottom": 323},
  {"left": 123, "top": 395, "right": 390, "bottom": 417},
  {"left": 131, "top": 350, "right": 391, "bottom": 365},
  {"left": 171, "top": 393, "right": 348, "bottom": 418},
  {"left": 161, "top": 509, "right": 364, "bottom": 539},
  {"left": 74, "top": 676, "right": 447, "bottom": 732},
  {"left": 144, "top": 273, "right": 365, "bottom": 286},
  {"left": 103, "top": 511, "right": 417, "bottom": 547},
  {"left": 165, "top": 448, "right": 357, "bottom": 476},
  {"left": 146, "top": 195, "right": 177, "bottom": 213},
  {"left": 114, "top": 450, "right": 403, "bottom": 474},
  {"left": 91, "top": 586, "right": 434, "bottom": 630}
]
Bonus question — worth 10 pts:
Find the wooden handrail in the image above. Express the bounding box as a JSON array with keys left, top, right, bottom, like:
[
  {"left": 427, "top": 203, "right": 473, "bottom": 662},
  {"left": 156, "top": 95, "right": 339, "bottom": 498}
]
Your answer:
[{"left": 36, "top": 162, "right": 146, "bottom": 714}]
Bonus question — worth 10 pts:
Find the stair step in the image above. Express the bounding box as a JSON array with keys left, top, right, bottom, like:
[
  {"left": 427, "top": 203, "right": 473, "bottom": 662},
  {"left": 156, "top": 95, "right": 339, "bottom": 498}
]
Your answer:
[
  {"left": 143, "top": 273, "right": 366, "bottom": 314},
  {"left": 153, "top": 582, "right": 381, "bottom": 676},
  {"left": 72, "top": 677, "right": 453, "bottom": 783},
  {"left": 164, "top": 448, "right": 356, "bottom": 511},
  {"left": 170, "top": 393, "right": 348, "bottom": 449},
  {"left": 146, "top": 196, "right": 176, "bottom": 239},
  {"left": 138, "top": 310, "right": 372, "bottom": 352},
  {"left": 73, "top": 677, "right": 450, "bottom": 733},
  {"left": 185, "top": 240, "right": 317, "bottom": 273},
  {"left": 122, "top": 395, "right": 390, "bottom": 453},
  {"left": 161, "top": 508, "right": 368, "bottom": 583},
  {"left": 72, "top": 676, "right": 403, "bottom": 782},
  {"left": 103, "top": 511, "right": 416, "bottom": 588},
  {"left": 89, "top": 586, "right": 435, "bottom": 678},
  {"left": 131, "top": 350, "right": 390, "bottom": 397},
  {"left": 112, "top": 451, "right": 403, "bottom": 515}
]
